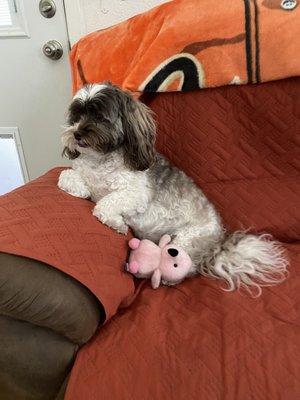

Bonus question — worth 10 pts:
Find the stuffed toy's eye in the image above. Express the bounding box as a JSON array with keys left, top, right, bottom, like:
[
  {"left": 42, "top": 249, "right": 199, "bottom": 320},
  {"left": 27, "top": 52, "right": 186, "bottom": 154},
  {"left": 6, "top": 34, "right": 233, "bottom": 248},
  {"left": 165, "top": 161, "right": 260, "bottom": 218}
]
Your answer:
[
  {"left": 168, "top": 248, "right": 179, "bottom": 257},
  {"left": 174, "top": 264, "right": 178, "bottom": 268}
]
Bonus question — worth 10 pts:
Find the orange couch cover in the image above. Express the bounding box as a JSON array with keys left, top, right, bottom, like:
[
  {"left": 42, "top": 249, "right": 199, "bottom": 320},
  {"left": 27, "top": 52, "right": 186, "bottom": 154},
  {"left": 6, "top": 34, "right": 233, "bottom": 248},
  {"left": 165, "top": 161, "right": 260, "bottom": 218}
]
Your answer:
[{"left": 70, "top": 0, "right": 300, "bottom": 94}]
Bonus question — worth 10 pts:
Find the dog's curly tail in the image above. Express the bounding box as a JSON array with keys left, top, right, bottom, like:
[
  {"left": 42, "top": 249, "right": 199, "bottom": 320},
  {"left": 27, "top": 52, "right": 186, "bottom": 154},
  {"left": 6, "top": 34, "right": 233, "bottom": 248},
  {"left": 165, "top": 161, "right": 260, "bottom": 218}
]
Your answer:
[{"left": 198, "top": 232, "right": 289, "bottom": 296}]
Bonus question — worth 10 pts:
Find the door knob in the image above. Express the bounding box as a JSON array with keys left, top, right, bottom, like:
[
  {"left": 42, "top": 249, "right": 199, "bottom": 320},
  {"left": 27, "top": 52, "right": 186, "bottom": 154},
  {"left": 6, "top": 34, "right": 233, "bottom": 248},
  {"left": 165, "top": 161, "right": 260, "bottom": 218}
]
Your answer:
[
  {"left": 39, "top": 0, "right": 56, "bottom": 18},
  {"left": 43, "top": 40, "right": 63, "bottom": 60}
]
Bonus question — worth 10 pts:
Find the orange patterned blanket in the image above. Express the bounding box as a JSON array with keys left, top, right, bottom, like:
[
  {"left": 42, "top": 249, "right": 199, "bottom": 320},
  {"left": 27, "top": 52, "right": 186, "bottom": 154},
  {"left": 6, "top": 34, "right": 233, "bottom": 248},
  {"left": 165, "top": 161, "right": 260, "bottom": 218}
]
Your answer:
[{"left": 70, "top": 0, "right": 300, "bottom": 94}]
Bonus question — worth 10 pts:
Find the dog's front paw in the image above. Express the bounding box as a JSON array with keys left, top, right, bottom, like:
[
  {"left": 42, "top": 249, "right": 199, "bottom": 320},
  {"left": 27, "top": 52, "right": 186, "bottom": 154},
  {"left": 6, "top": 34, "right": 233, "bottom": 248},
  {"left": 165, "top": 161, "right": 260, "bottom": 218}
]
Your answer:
[
  {"left": 58, "top": 170, "right": 90, "bottom": 199},
  {"left": 114, "top": 222, "right": 129, "bottom": 235},
  {"left": 93, "top": 205, "right": 128, "bottom": 235}
]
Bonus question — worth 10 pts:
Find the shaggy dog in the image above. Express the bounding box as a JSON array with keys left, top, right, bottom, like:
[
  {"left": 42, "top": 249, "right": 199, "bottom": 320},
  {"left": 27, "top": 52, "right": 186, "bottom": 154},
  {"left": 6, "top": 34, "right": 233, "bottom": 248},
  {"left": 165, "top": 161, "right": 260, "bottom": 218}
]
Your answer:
[{"left": 58, "top": 82, "right": 288, "bottom": 294}]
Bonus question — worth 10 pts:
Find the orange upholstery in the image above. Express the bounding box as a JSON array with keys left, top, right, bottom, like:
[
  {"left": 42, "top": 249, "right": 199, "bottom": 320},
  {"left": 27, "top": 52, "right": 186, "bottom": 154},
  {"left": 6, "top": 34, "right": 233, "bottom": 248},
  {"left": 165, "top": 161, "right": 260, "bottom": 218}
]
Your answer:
[{"left": 70, "top": 0, "right": 300, "bottom": 94}]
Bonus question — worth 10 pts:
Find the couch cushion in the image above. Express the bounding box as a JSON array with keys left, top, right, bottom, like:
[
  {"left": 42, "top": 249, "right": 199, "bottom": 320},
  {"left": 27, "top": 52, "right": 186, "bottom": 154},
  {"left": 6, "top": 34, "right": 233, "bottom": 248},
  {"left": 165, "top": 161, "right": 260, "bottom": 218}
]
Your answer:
[
  {"left": 65, "top": 242, "right": 300, "bottom": 400},
  {"left": 144, "top": 77, "right": 300, "bottom": 241}
]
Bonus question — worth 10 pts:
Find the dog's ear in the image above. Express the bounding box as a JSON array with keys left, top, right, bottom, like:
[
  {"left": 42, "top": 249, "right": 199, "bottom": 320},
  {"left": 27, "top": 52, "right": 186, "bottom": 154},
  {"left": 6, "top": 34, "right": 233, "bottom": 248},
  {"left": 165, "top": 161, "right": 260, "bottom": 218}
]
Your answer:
[
  {"left": 62, "top": 147, "right": 80, "bottom": 160},
  {"left": 61, "top": 126, "right": 80, "bottom": 160},
  {"left": 120, "top": 92, "right": 156, "bottom": 171}
]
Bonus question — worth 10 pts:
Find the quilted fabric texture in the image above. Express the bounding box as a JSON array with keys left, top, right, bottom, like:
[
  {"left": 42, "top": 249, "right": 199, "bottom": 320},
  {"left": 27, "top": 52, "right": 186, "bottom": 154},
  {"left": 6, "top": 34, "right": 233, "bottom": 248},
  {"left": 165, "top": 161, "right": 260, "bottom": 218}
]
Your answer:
[
  {"left": 146, "top": 77, "right": 300, "bottom": 241},
  {"left": 0, "top": 169, "right": 134, "bottom": 320},
  {"left": 67, "top": 245, "right": 300, "bottom": 400}
]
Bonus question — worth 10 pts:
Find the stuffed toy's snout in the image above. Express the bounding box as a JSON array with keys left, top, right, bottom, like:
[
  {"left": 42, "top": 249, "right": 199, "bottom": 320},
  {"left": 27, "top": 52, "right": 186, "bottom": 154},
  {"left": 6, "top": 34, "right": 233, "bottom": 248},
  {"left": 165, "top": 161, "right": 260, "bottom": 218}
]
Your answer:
[{"left": 126, "top": 239, "right": 143, "bottom": 274}]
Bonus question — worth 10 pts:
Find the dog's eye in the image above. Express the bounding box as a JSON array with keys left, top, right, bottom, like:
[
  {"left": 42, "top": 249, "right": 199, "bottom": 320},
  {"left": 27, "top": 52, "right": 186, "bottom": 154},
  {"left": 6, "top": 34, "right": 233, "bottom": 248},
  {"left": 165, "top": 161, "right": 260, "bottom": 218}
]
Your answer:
[
  {"left": 98, "top": 115, "right": 109, "bottom": 123},
  {"left": 174, "top": 264, "right": 178, "bottom": 268}
]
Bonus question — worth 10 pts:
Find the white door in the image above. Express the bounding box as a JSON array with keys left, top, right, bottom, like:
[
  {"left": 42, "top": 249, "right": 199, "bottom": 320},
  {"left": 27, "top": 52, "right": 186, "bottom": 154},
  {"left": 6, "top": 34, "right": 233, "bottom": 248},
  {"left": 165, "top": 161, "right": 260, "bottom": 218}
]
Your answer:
[
  {"left": 64, "top": 0, "right": 170, "bottom": 45},
  {"left": 0, "top": 0, "right": 71, "bottom": 194}
]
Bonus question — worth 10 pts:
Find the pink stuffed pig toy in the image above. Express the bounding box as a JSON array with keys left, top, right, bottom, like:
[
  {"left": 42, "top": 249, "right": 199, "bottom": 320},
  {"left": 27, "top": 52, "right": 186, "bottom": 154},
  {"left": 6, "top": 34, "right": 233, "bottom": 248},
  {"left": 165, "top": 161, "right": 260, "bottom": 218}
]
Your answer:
[{"left": 126, "top": 234, "right": 192, "bottom": 289}]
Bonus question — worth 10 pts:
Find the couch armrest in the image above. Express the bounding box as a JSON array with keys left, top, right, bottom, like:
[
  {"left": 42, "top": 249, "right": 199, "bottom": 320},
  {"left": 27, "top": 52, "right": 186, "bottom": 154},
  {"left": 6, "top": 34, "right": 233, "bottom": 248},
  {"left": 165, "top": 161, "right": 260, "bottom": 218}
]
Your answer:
[
  {"left": 0, "top": 253, "right": 103, "bottom": 345},
  {"left": 0, "top": 315, "right": 75, "bottom": 400}
]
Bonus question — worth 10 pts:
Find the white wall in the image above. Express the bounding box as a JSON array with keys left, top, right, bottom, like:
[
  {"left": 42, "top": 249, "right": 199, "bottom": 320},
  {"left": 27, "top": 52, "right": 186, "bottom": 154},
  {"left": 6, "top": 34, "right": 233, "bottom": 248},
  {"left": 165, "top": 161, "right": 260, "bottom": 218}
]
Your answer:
[{"left": 64, "top": 0, "right": 171, "bottom": 45}]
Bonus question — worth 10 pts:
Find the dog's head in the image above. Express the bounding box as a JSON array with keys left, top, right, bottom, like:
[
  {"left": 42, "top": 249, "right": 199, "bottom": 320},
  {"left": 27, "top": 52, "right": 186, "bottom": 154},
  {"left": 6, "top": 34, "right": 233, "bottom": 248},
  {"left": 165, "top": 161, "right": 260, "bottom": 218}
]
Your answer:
[{"left": 62, "top": 82, "right": 156, "bottom": 170}]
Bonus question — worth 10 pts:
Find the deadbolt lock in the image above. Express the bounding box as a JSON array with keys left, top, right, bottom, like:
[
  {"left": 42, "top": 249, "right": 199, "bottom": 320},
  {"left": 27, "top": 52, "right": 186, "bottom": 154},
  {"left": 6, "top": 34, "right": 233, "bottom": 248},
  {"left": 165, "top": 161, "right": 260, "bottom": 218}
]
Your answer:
[{"left": 39, "top": 0, "right": 56, "bottom": 18}]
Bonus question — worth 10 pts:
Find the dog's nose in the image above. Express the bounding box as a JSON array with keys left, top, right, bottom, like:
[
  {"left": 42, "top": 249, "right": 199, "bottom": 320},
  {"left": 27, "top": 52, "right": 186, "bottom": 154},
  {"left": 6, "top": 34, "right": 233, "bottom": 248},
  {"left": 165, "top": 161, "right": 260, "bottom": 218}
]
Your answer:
[
  {"left": 168, "top": 248, "right": 178, "bottom": 257},
  {"left": 74, "top": 132, "right": 81, "bottom": 140}
]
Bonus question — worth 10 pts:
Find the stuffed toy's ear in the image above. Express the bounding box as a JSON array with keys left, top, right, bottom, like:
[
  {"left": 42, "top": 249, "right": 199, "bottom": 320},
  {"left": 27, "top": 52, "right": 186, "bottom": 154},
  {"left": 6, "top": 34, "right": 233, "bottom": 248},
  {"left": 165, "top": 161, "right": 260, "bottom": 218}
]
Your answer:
[
  {"left": 151, "top": 269, "right": 162, "bottom": 289},
  {"left": 158, "top": 235, "right": 172, "bottom": 249}
]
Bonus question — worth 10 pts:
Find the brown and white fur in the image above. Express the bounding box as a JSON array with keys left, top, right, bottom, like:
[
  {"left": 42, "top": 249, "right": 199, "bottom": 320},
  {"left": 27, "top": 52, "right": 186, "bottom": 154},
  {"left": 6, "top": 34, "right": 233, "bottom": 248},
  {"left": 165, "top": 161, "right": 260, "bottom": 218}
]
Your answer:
[{"left": 58, "top": 82, "right": 288, "bottom": 295}]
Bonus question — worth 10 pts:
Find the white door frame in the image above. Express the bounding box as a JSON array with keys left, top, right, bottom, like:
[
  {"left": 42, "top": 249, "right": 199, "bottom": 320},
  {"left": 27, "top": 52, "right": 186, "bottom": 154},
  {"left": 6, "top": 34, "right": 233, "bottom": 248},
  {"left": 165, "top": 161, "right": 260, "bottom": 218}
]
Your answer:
[{"left": 63, "top": 0, "right": 87, "bottom": 46}]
